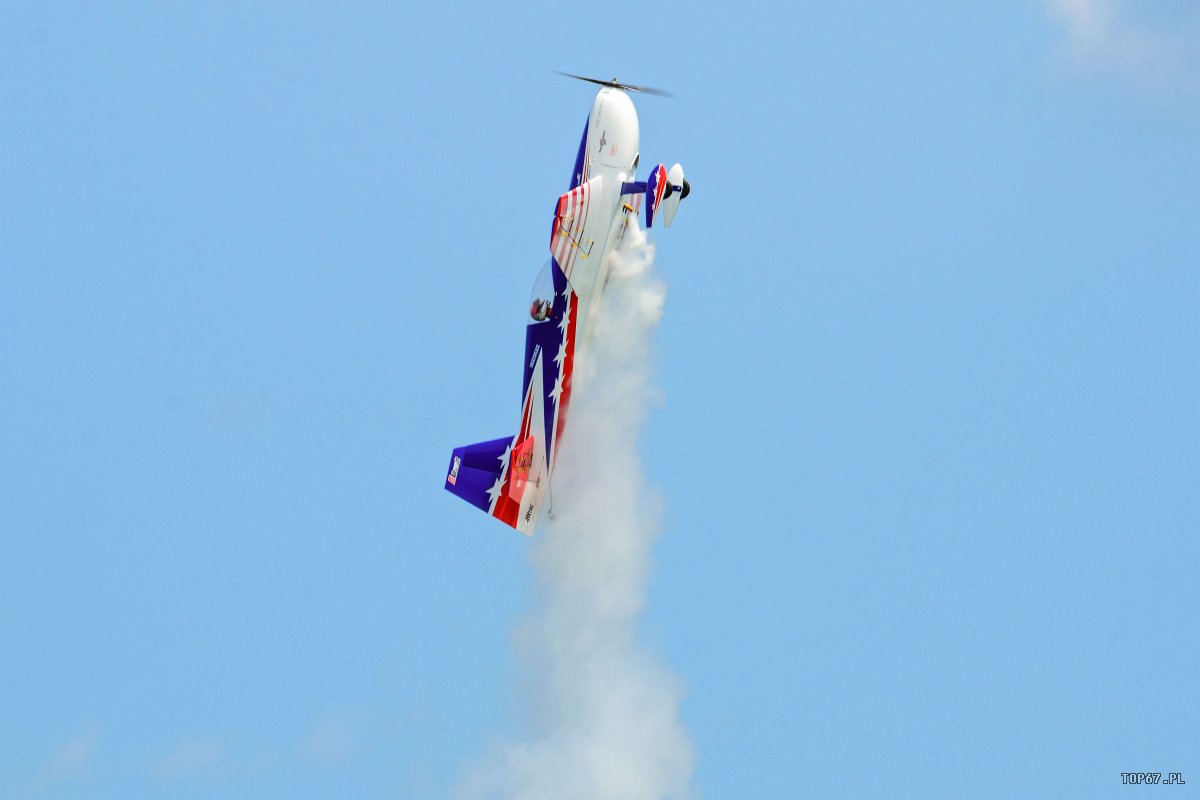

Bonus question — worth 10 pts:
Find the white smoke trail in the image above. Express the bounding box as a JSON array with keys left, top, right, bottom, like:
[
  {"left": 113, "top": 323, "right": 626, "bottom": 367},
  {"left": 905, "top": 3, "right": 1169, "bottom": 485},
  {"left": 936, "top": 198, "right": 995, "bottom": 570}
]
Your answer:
[{"left": 458, "top": 223, "right": 693, "bottom": 800}]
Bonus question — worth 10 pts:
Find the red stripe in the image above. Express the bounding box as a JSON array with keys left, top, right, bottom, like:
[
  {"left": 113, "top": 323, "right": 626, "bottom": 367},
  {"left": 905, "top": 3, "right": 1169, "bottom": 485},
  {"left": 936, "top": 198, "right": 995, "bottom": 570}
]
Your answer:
[
  {"left": 553, "top": 193, "right": 567, "bottom": 264},
  {"left": 576, "top": 183, "right": 590, "bottom": 273},
  {"left": 561, "top": 187, "right": 578, "bottom": 265},
  {"left": 567, "top": 182, "right": 589, "bottom": 276},
  {"left": 564, "top": 186, "right": 578, "bottom": 275},
  {"left": 492, "top": 386, "right": 535, "bottom": 528},
  {"left": 569, "top": 187, "right": 581, "bottom": 266}
]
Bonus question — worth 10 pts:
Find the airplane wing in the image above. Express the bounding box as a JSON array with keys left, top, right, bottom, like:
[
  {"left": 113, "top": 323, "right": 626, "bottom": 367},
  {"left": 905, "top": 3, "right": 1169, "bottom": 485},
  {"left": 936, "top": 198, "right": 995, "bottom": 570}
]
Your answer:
[{"left": 550, "top": 174, "right": 605, "bottom": 281}]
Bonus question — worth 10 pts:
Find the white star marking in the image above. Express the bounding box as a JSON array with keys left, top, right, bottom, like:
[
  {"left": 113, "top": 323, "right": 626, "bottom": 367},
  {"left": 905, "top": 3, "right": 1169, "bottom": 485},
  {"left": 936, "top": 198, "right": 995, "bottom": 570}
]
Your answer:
[
  {"left": 553, "top": 340, "right": 568, "bottom": 368},
  {"left": 485, "top": 476, "right": 504, "bottom": 506},
  {"left": 497, "top": 443, "right": 511, "bottom": 472},
  {"left": 549, "top": 372, "right": 565, "bottom": 403},
  {"left": 558, "top": 305, "right": 571, "bottom": 335}
]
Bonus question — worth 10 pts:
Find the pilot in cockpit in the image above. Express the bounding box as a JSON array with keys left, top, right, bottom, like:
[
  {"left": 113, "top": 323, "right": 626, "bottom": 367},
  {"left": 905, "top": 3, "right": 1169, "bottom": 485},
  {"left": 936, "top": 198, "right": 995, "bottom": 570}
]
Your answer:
[{"left": 529, "top": 299, "right": 553, "bottom": 322}]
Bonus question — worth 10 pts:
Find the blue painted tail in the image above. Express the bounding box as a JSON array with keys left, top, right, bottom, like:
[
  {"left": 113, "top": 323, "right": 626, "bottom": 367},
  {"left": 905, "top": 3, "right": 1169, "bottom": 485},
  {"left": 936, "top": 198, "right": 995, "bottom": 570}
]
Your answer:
[{"left": 444, "top": 435, "right": 511, "bottom": 513}]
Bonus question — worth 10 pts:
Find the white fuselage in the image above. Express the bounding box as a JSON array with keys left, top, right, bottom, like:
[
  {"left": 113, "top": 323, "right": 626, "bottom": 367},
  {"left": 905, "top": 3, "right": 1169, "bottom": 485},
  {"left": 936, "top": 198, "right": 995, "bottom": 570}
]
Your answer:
[
  {"left": 566, "top": 87, "right": 642, "bottom": 357},
  {"left": 445, "top": 83, "right": 682, "bottom": 537}
]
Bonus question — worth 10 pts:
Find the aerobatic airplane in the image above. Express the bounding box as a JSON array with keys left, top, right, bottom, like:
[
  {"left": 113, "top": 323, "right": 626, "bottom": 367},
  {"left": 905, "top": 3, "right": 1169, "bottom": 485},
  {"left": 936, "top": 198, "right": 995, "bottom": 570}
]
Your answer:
[{"left": 443, "top": 73, "right": 690, "bottom": 535}]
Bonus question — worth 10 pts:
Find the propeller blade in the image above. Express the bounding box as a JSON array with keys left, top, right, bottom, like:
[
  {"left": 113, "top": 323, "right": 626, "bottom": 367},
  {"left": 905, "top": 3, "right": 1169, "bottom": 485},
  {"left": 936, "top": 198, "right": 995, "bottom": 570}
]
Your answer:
[
  {"left": 620, "top": 82, "right": 674, "bottom": 97},
  {"left": 555, "top": 71, "right": 674, "bottom": 98},
  {"left": 555, "top": 71, "right": 614, "bottom": 88}
]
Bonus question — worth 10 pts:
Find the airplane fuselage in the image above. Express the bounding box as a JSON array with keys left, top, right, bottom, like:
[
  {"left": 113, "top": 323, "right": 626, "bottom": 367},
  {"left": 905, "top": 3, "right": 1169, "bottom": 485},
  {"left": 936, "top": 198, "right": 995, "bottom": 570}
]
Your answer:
[{"left": 444, "top": 84, "right": 686, "bottom": 536}]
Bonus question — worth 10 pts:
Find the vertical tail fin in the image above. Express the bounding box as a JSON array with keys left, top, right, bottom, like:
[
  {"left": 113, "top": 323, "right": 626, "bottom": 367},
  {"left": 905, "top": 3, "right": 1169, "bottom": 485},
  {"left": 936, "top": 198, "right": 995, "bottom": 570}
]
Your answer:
[
  {"left": 444, "top": 435, "right": 545, "bottom": 536},
  {"left": 444, "top": 436, "right": 512, "bottom": 513}
]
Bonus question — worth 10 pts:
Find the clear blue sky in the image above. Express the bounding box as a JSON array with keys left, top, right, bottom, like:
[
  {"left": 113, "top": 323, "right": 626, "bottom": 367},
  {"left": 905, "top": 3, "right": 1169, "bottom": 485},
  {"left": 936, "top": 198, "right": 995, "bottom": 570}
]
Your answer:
[{"left": 2, "top": 2, "right": 1197, "bottom": 798}]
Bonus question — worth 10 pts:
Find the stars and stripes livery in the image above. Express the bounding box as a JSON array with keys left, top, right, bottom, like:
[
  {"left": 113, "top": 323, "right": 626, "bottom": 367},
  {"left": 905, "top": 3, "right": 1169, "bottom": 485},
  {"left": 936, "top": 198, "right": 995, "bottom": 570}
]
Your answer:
[{"left": 444, "top": 80, "right": 689, "bottom": 536}]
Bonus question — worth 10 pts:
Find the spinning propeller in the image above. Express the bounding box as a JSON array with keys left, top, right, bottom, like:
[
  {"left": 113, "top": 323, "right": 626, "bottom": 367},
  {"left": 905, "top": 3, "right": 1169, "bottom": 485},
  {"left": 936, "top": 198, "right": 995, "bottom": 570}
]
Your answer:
[{"left": 555, "top": 71, "right": 673, "bottom": 97}]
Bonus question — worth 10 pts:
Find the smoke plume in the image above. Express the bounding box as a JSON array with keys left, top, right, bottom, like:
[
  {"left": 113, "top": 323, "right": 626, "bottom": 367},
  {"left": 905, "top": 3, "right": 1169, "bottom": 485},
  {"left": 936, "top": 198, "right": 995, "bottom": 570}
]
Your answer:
[{"left": 458, "top": 223, "right": 693, "bottom": 800}]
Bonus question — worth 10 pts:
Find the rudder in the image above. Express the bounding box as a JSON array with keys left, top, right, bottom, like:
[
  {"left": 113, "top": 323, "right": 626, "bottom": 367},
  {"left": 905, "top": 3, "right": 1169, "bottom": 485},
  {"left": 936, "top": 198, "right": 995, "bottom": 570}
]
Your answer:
[{"left": 444, "top": 436, "right": 511, "bottom": 513}]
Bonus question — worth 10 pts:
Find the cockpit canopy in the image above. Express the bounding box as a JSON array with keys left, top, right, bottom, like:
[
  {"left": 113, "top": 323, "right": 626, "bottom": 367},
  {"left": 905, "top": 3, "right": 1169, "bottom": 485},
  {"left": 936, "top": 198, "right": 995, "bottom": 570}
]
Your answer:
[{"left": 528, "top": 259, "right": 557, "bottom": 323}]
